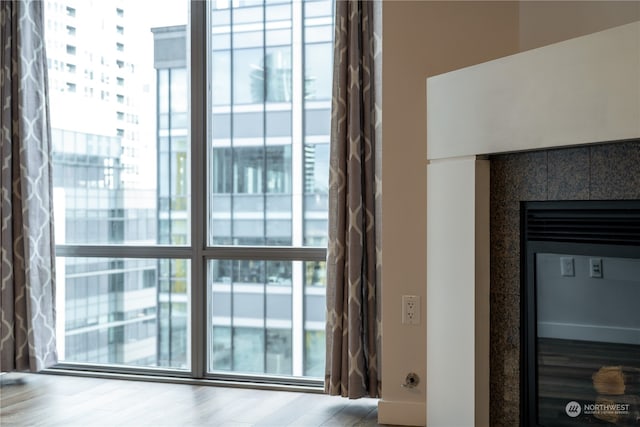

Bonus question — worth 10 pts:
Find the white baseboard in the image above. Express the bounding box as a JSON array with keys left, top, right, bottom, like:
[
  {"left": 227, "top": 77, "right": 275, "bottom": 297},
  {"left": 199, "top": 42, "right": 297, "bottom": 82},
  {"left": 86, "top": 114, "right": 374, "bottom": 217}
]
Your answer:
[
  {"left": 378, "top": 399, "right": 426, "bottom": 426},
  {"left": 538, "top": 321, "right": 640, "bottom": 345}
]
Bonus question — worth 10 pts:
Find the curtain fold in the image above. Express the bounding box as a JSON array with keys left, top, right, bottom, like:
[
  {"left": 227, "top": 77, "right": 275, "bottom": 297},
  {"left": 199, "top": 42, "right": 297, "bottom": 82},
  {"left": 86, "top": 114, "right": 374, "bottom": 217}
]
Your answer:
[
  {"left": 325, "top": 0, "right": 381, "bottom": 398},
  {"left": 1, "top": 0, "right": 58, "bottom": 372}
]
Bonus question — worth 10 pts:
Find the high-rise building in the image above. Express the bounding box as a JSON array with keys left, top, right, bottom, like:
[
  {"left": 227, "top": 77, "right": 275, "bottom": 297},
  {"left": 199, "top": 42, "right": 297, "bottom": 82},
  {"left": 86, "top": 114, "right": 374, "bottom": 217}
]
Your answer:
[{"left": 46, "top": 0, "right": 160, "bottom": 367}]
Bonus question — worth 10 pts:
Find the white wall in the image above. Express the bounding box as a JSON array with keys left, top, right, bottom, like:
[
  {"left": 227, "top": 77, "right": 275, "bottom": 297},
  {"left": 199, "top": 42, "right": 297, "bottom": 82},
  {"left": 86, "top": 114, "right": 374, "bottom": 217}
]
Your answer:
[
  {"left": 380, "top": 2, "right": 640, "bottom": 426},
  {"left": 380, "top": 2, "right": 519, "bottom": 425},
  {"left": 518, "top": 0, "right": 640, "bottom": 51}
]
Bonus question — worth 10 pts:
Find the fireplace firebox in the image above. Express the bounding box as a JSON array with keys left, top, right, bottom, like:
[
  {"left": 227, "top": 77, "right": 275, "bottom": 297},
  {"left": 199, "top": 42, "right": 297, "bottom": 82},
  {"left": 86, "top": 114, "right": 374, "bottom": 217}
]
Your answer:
[{"left": 521, "top": 201, "right": 640, "bottom": 426}]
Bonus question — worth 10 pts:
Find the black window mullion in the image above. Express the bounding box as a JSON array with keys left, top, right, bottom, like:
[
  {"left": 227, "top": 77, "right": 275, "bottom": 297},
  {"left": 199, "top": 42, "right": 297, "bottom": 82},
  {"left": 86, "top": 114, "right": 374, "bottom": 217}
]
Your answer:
[{"left": 189, "top": 0, "right": 208, "bottom": 379}]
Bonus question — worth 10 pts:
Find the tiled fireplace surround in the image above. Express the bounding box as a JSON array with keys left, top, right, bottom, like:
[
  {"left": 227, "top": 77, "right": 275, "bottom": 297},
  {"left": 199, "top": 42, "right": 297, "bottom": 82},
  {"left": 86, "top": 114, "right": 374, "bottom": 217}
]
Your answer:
[{"left": 488, "top": 141, "right": 640, "bottom": 425}]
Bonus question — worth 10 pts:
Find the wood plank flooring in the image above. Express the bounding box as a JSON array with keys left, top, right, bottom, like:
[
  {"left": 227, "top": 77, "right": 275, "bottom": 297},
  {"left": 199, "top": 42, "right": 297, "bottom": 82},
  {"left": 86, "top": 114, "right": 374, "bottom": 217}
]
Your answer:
[{"left": 0, "top": 373, "right": 389, "bottom": 427}]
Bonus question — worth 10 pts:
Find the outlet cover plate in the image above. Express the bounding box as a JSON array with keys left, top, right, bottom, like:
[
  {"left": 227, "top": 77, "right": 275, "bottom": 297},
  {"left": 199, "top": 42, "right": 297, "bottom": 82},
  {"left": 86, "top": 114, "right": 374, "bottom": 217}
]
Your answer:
[
  {"left": 560, "top": 257, "right": 575, "bottom": 277},
  {"left": 402, "top": 295, "right": 420, "bottom": 325}
]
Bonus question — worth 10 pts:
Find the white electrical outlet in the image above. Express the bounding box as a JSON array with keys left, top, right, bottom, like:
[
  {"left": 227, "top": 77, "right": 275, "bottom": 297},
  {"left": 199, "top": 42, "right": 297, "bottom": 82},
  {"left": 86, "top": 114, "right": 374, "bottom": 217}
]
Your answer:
[
  {"left": 560, "top": 257, "right": 575, "bottom": 277},
  {"left": 402, "top": 295, "right": 420, "bottom": 325},
  {"left": 590, "top": 258, "right": 603, "bottom": 278}
]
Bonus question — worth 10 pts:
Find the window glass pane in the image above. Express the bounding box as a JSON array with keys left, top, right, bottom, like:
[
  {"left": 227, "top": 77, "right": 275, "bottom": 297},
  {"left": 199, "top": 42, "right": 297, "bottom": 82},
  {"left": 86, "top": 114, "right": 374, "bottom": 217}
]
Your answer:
[
  {"left": 234, "top": 112, "right": 264, "bottom": 138},
  {"left": 266, "top": 4, "right": 291, "bottom": 22},
  {"left": 212, "top": 51, "right": 231, "bottom": 105},
  {"left": 265, "top": 46, "right": 291, "bottom": 103},
  {"left": 267, "top": 329, "right": 292, "bottom": 375},
  {"left": 212, "top": 33, "right": 231, "bottom": 50},
  {"left": 170, "top": 68, "right": 188, "bottom": 112},
  {"left": 233, "top": 31, "right": 263, "bottom": 49},
  {"left": 209, "top": 259, "right": 293, "bottom": 375},
  {"left": 233, "top": 328, "right": 265, "bottom": 372},
  {"left": 212, "top": 114, "right": 231, "bottom": 139},
  {"left": 210, "top": 145, "right": 294, "bottom": 245},
  {"left": 266, "top": 29, "right": 291, "bottom": 46},
  {"left": 304, "top": 25, "right": 333, "bottom": 43},
  {"left": 233, "top": 6, "right": 263, "bottom": 24},
  {"left": 47, "top": 0, "right": 190, "bottom": 246},
  {"left": 206, "top": 0, "right": 330, "bottom": 380},
  {"left": 56, "top": 257, "right": 190, "bottom": 369},
  {"left": 208, "top": 2, "right": 304, "bottom": 248},
  {"left": 304, "top": 261, "right": 326, "bottom": 377},
  {"left": 304, "top": 43, "right": 332, "bottom": 100},
  {"left": 212, "top": 9, "right": 231, "bottom": 26},
  {"left": 266, "top": 145, "right": 291, "bottom": 194},
  {"left": 211, "top": 326, "right": 231, "bottom": 370},
  {"left": 304, "top": 108, "right": 330, "bottom": 135},
  {"left": 304, "top": 0, "right": 333, "bottom": 19},
  {"left": 304, "top": 143, "right": 328, "bottom": 246},
  {"left": 304, "top": 330, "right": 325, "bottom": 377},
  {"left": 233, "top": 48, "right": 264, "bottom": 104},
  {"left": 266, "top": 111, "right": 291, "bottom": 137},
  {"left": 302, "top": 3, "right": 332, "bottom": 249}
]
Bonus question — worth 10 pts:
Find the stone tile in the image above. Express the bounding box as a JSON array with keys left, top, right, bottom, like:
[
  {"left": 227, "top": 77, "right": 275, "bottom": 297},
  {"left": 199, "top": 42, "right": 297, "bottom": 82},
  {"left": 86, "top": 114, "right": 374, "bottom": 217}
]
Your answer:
[
  {"left": 490, "top": 151, "right": 548, "bottom": 204},
  {"left": 502, "top": 348, "right": 520, "bottom": 380},
  {"left": 490, "top": 376, "right": 520, "bottom": 427},
  {"left": 490, "top": 206, "right": 521, "bottom": 294},
  {"left": 490, "top": 292, "right": 520, "bottom": 427},
  {"left": 490, "top": 292, "right": 520, "bottom": 355},
  {"left": 491, "top": 406, "right": 520, "bottom": 427},
  {"left": 590, "top": 140, "right": 640, "bottom": 199},
  {"left": 547, "top": 146, "right": 590, "bottom": 200},
  {"left": 491, "top": 252, "right": 520, "bottom": 295},
  {"left": 498, "top": 373, "right": 521, "bottom": 427}
]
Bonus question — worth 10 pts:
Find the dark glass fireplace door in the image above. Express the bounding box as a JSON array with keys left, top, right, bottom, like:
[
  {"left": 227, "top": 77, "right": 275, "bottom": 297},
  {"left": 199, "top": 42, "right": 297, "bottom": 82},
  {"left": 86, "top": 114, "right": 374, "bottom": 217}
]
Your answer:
[
  {"left": 531, "top": 249, "right": 640, "bottom": 426},
  {"left": 521, "top": 201, "right": 640, "bottom": 426}
]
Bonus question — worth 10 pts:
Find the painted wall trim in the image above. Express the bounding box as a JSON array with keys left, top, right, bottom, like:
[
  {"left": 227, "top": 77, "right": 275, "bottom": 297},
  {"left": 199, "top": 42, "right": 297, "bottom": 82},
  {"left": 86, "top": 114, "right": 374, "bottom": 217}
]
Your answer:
[
  {"left": 475, "top": 159, "right": 490, "bottom": 427},
  {"left": 426, "top": 157, "right": 489, "bottom": 426},
  {"left": 427, "top": 21, "right": 640, "bottom": 160},
  {"left": 378, "top": 399, "right": 427, "bottom": 426}
]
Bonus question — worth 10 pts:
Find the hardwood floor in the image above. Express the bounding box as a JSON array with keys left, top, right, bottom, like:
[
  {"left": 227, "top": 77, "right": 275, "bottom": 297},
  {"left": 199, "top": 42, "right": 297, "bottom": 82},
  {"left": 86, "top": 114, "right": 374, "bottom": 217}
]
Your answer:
[{"left": 1, "top": 373, "right": 388, "bottom": 427}]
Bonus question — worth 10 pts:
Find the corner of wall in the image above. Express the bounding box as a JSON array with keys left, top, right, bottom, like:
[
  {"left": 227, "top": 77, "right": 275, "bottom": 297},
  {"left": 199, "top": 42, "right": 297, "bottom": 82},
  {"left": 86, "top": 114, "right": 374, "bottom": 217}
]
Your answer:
[{"left": 475, "top": 159, "right": 491, "bottom": 427}]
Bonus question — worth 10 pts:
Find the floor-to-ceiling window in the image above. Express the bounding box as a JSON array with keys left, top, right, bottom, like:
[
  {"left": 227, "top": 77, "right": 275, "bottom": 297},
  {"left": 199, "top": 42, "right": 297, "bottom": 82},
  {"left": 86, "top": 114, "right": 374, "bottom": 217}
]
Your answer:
[
  {"left": 48, "top": 0, "right": 191, "bottom": 371},
  {"left": 204, "top": 0, "right": 331, "bottom": 378},
  {"left": 47, "top": 0, "right": 332, "bottom": 381}
]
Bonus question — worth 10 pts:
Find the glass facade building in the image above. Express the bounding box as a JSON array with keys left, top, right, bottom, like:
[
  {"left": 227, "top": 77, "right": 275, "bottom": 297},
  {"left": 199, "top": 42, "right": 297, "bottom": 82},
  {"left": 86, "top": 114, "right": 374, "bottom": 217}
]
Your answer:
[{"left": 47, "top": 0, "right": 331, "bottom": 379}]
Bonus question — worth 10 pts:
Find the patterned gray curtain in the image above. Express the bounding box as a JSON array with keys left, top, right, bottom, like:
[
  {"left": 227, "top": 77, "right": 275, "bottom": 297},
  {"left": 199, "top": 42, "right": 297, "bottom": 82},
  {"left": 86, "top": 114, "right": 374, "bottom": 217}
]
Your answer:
[
  {"left": 1, "top": 0, "right": 58, "bottom": 372},
  {"left": 325, "top": 0, "right": 381, "bottom": 398}
]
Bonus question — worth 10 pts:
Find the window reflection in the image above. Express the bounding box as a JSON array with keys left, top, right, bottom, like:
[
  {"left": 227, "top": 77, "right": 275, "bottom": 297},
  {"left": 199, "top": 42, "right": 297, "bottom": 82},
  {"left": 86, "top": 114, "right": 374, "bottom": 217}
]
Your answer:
[
  {"left": 232, "top": 48, "right": 292, "bottom": 104},
  {"left": 304, "top": 43, "right": 332, "bottom": 100}
]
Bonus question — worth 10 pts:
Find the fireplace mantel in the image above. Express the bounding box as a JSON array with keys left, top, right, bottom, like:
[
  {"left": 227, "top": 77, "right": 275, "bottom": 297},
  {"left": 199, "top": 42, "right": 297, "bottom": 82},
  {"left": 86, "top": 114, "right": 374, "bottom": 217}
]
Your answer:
[
  {"left": 425, "top": 22, "right": 640, "bottom": 426},
  {"left": 427, "top": 21, "right": 640, "bottom": 160}
]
